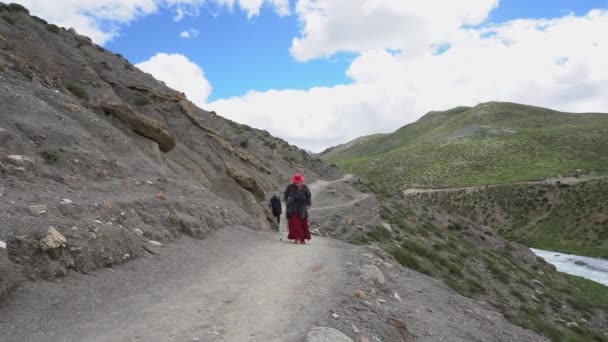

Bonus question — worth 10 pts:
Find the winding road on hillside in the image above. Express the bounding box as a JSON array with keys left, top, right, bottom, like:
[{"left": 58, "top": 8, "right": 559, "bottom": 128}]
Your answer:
[{"left": 402, "top": 174, "right": 608, "bottom": 195}]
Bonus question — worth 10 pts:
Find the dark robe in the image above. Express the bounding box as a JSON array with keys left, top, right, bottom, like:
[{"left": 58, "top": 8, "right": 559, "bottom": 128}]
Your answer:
[{"left": 284, "top": 183, "right": 312, "bottom": 241}]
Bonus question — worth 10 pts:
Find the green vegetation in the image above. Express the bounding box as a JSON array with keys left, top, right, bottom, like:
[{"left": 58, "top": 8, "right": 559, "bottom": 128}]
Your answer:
[
  {"left": 64, "top": 81, "right": 89, "bottom": 101},
  {"left": 41, "top": 150, "right": 61, "bottom": 165},
  {"left": 413, "top": 179, "right": 608, "bottom": 258},
  {"left": 323, "top": 102, "right": 608, "bottom": 190},
  {"left": 239, "top": 139, "right": 249, "bottom": 149},
  {"left": 378, "top": 200, "right": 608, "bottom": 342}
]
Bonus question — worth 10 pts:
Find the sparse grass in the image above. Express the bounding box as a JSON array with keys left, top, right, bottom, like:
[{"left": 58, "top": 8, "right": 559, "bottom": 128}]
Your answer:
[
  {"left": 365, "top": 226, "right": 391, "bottom": 241},
  {"left": 64, "top": 81, "right": 89, "bottom": 100}
]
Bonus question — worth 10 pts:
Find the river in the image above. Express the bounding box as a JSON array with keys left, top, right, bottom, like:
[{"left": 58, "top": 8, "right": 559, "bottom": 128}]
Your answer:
[{"left": 531, "top": 248, "right": 608, "bottom": 286}]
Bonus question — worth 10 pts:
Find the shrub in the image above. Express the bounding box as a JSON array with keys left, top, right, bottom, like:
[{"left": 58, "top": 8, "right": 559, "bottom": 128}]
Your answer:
[
  {"left": 389, "top": 246, "right": 421, "bottom": 270},
  {"left": 46, "top": 24, "right": 60, "bottom": 33},
  {"left": 239, "top": 139, "right": 249, "bottom": 149},
  {"left": 366, "top": 226, "right": 391, "bottom": 241},
  {"left": 41, "top": 150, "right": 61, "bottom": 165},
  {"left": 64, "top": 81, "right": 89, "bottom": 100}
]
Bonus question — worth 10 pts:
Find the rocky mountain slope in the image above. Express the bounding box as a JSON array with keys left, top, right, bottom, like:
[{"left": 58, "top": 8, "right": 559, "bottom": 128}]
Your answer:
[
  {"left": 322, "top": 102, "right": 608, "bottom": 191},
  {"left": 0, "top": 2, "right": 349, "bottom": 298}
]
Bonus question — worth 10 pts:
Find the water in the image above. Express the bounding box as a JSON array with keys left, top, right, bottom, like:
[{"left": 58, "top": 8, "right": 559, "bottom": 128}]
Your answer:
[{"left": 531, "top": 248, "right": 608, "bottom": 286}]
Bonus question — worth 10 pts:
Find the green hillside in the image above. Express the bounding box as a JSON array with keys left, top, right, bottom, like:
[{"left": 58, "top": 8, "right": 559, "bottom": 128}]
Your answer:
[{"left": 323, "top": 102, "right": 608, "bottom": 191}]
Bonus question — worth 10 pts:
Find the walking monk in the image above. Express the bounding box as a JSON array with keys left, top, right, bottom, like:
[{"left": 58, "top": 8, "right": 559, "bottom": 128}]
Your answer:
[{"left": 284, "top": 173, "right": 312, "bottom": 244}]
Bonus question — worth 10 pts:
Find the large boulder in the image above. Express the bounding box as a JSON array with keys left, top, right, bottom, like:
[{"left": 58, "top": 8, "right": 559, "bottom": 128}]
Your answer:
[
  {"left": 306, "top": 327, "right": 353, "bottom": 342},
  {"left": 100, "top": 101, "right": 176, "bottom": 152}
]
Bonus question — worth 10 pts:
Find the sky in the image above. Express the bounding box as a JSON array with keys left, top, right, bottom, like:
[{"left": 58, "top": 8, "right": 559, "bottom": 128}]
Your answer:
[{"left": 15, "top": 0, "right": 608, "bottom": 151}]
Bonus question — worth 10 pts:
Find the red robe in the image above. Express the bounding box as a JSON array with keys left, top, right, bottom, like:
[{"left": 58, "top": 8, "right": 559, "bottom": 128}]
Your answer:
[{"left": 288, "top": 214, "right": 311, "bottom": 242}]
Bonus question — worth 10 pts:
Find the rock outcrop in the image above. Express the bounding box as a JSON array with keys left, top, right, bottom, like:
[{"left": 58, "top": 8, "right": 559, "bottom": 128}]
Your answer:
[{"left": 100, "top": 101, "right": 176, "bottom": 153}]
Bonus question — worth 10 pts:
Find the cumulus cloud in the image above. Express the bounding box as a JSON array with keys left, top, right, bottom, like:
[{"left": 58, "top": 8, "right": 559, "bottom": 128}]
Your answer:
[
  {"left": 13, "top": 0, "right": 290, "bottom": 44},
  {"left": 291, "top": 0, "right": 499, "bottom": 61},
  {"left": 180, "top": 28, "right": 200, "bottom": 39},
  {"left": 136, "top": 53, "right": 212, "bottom": 107},
  {"left": 209, "top": 9, "right": 608, "bottom": 152}
]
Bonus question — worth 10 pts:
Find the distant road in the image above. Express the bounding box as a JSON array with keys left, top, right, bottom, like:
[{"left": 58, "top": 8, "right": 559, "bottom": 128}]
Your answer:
[{"left": 403, "top": 174, "right": 608, "bottom": 195}]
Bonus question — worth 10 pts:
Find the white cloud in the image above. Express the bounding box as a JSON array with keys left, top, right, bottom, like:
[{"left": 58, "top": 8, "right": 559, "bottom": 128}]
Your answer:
[
  {"left": 291, "top": 0, "right": 499, "bottom": 61},
  {"left": 13, "top": 0, "right": 290, "bottom": 45},
  {"left": 180, "top": 28, "right": 200, "bottom": 39},
  {"left": 209, "top": 9, "right": 608, "bottom": 152},
  {"left": 136, "top": 53, "right": 212, "bottom": 107}
]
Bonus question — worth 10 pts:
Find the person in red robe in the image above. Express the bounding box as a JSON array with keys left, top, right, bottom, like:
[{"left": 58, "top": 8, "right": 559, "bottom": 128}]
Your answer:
[{"left": 284, "top": 173, "right": 312, "bottom": 244}]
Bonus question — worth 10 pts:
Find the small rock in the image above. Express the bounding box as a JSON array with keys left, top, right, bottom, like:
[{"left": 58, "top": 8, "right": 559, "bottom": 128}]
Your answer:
[
  {"left": 6, "top": 155, "right": 35, "bottom": 166},
  {"left": 531, "top": 279, "right": 545, "bottom": 288},
  {"left": 94, "top": 220, "right": 103, "bottom": 225},
  {"left": 133, "top": 228, "right": 144, "bottom": 236},
  {"left": 71, "top": 226, "right": 78, "bottom": 231},
  {"left": 427, "top": 308, "right": 434, "bottom": 313},
  {"left": 63, "top": 103, "right": 81, "bottom": 112},
  {"left": 580, "top": 318, "right": 588, "bottom": 324},
  {"left": 0, "top": 240, "right": 6, "bottom": 249},
  {"left": 566, "top": 322, "right": 579, "bottom": 328},
  {"left": 360, "top": 264, "right": 386, "bottom": 285},
  {"left": 332, "top": 313, "right": 339, "bottom": 319},
  {"left": 28, "top": 204, "right": 48, "bottom": 216},
  {"left": 381, "top": 222, "right": 392, "bottom": 232},
  {"left": 40, "top": 227, "right": 67, "bottom": 251},
  {"left": 192, "top": 338, "right": 200, "bottom": 341},
  {"left": 394, "top": 292, "right": 402, "bottom": 302},
  {"left": 306, "top": 327, "right": 353, "bottom": 342},
  {"left": 352, "top": 324, "right": 360, "bottom": 334},
  {"left": 146, "top": 180, "right": 154, "bottom": 185},
  {"left": 531, "top": 295, "right": 540, "bottom": 303},
  {"left": 311, "top": 229, "right": 321, "bottom": 236},
  {"left": 377, "top": 299, "right": 386, "bottom": 304},
  {"left": 60, "top": 199, "right": 73, "bottom": 204},
  {"left": 363, "top": 301, "right": 373, "bottom": 307},
  {"left": 356, "top": 289, "right": 368, "bottom": 300},
  {"left": 149, "top": 240, "right": 163, "bottom": 247}
]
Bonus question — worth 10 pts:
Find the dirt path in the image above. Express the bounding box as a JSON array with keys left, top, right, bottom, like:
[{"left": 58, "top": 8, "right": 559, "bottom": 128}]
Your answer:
[
  {"left": 0, "top": 227, "right": 344, "bottom": 342},
  {"left": 0, "top": 176, "right": 546, "bottom": 342},
  {"left": 403, "top": 174, "right": 608, "bottom": 195}
]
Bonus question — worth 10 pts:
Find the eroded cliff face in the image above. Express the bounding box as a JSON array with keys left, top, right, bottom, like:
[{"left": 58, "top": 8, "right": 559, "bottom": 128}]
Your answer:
[{"left": 0, "top": 3, "right": 342, "bottom": 295}]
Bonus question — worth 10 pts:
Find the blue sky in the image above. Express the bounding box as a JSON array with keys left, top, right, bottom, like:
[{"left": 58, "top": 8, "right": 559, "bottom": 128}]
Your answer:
[
  {"left": 104, "top": 0, "right": 607, "bottom": 101},
  {"left": 19, "top": 0, "right": 608, "bottom": 151}
]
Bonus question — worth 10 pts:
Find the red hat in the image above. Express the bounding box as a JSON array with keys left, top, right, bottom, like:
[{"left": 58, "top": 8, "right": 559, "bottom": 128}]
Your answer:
[{"left": 292, "top": 173, "right": 305, "bottom": 184}]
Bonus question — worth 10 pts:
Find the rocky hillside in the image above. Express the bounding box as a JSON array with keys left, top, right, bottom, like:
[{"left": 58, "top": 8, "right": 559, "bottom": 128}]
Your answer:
[
  {"left": 322, "top": 102, "right": 608, "bottom": 191},
  {"left": 0, "top": 3, "right": 347, "bottom": 298}
]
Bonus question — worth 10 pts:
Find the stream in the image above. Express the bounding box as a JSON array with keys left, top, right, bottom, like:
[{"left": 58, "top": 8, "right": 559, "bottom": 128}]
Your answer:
[{"left": 531, "top": 248, "right": 608, "bottom": 286}]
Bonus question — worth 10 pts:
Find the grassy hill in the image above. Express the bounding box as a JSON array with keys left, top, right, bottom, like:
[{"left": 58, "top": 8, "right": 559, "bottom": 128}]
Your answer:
[{"left": 323, "top": 102, "right": 608, "bottom": 191}]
